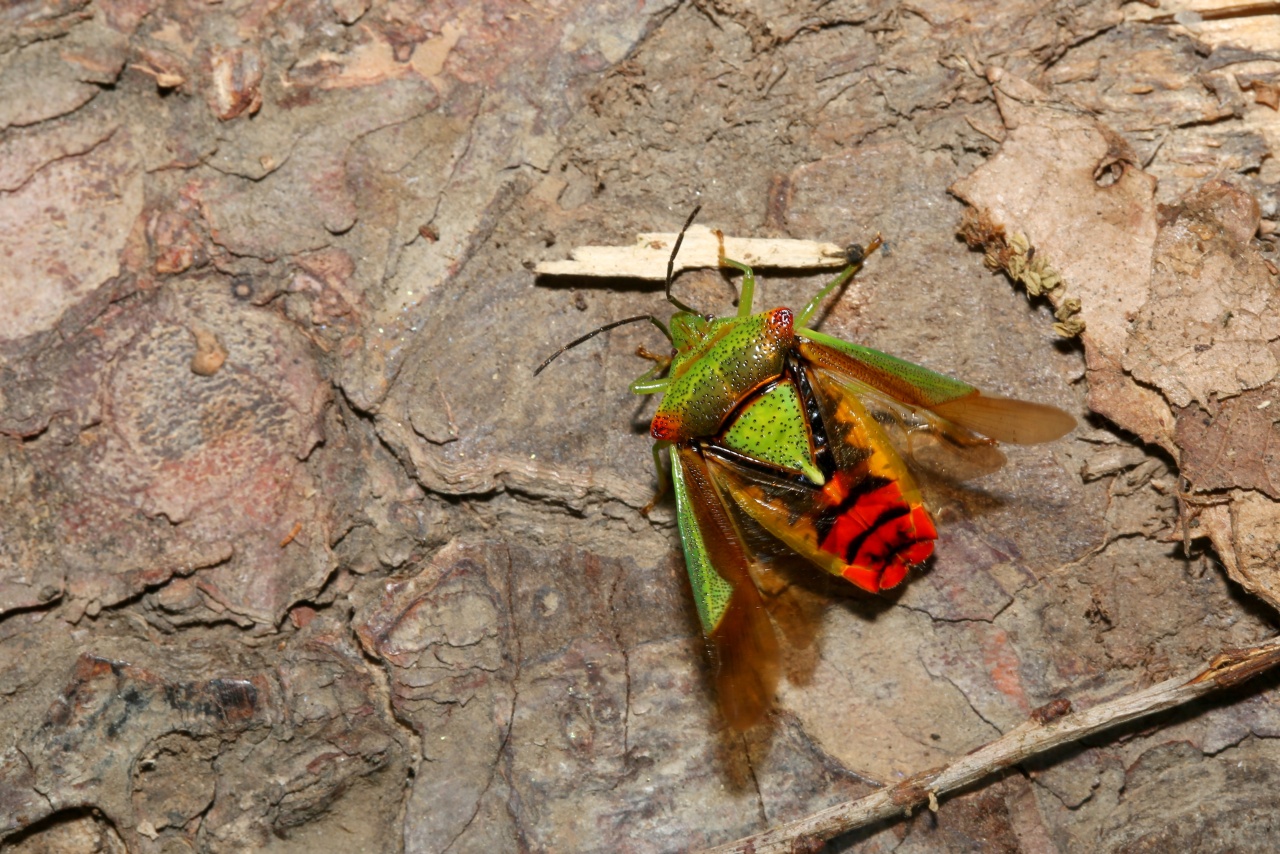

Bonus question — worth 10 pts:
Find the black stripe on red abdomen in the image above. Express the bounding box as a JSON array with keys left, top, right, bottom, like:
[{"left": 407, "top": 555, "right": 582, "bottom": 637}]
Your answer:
[{"left": 817, "top": 474, "right": 937, "bottom": 593}]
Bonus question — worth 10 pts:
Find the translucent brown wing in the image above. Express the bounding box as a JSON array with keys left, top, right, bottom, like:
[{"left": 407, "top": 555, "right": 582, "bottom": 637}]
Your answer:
[
  {"left": 673, "top": 446, "right": 779, "bottom": 730},
  {"left": 796, "top": 336, "right": 1075, "bottom": 480}
]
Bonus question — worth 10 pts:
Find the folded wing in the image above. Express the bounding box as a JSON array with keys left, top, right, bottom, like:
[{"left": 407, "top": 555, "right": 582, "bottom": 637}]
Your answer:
[{"left": 672, "top": 447, "right": 780, "bottom": 730}]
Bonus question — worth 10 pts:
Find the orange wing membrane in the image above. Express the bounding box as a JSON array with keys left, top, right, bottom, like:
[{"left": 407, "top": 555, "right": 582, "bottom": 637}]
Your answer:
[{"left": 797, "top": 336, "right": 1076, "bottom": 446}]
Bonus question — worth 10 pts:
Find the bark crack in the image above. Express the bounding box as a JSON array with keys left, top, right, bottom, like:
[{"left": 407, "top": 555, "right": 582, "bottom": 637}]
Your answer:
[
  {"left": 605, "top": 564, "right": 633, "bottom": 756},
  {"left": 442, "top": 545, "right": 522, "bottom": 853}
]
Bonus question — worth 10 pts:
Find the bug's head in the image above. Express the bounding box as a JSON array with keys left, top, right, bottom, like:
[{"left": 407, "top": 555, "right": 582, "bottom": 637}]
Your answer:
[{"left": 668, "top": 311, "right": 710, "bottom": 353}]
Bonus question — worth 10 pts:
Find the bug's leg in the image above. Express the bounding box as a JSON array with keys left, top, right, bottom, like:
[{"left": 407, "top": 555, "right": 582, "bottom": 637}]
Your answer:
[
  {"left": 797, "top": 263, "right": 859, "bottom": 328},
  {"left": 629, "top": 346, "right": 673, "bottom": 395},
  {"left": 797, "top": 235, "right": 883, "bottom": 327},
  {"left": 635, "top": 344, "right": 670, "bottom": 365},
  {"left": 719, "top": 257, "right": 757, "bottom": 317},
  {"left": 630, "top": 372, "right": 669, "bottom": 395},
  {"left": 641, "top": 440, "right": 672, "bottom": 516}
]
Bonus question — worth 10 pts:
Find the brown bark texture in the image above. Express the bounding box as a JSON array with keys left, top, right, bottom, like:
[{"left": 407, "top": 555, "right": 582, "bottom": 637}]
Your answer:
[{"left": 2, "top": 0, "right": 1280, "bottom": 851}]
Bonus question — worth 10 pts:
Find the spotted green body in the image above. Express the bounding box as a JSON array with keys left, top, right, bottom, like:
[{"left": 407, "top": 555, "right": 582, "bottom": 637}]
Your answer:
[
  {"left": 649, "top": 308, "right": 795, "bottom": 443},
  {"left": 720, "top": 380, "right": 824, "bottom": 485}
]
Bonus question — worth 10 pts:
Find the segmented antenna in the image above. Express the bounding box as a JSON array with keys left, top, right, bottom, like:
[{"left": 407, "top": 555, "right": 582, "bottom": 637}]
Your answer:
[
  {"left": 664, "top": 204, "right": 702, "bottom": 314},
  {"left": 532, "top": 315, "right": 661, "bottom": 376}
]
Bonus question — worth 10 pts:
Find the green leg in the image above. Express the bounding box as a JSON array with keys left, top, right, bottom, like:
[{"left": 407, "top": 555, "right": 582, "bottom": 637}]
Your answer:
[
  {"left": 641, "top": 441, "right": 671, "bottom": 516},
  {"left": 720, "top": 257, "right": 757, "bottom": 317},
  {"left": 630, "top": 374, "right": 669, "bottom": 394},
  {"left": 797, "top": 264, "right": 859, "bottom": 327},
  {"left": 797, "top": 236, "right": 883, "bottom": 327},
  {"left": 629, "top": 352, "right": 672, "bottom": 395}
]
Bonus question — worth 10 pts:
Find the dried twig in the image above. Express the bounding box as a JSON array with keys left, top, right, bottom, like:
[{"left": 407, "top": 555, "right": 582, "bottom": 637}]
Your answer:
[
  {"left": 703, "top": 634, "right": 1280, "bottom": 854},
  {"left": 534, "top": 224, "right": 848, "bottom": 280}
]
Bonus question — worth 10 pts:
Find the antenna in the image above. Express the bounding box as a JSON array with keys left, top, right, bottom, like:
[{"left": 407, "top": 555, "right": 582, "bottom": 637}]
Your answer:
[
  {"left": 534, "top": 205, "right": 704, "bottom": 374},
  {"left": 664, "top": 205, "right": 702, "bottom": 314},
  {"left": 533, "top": 315, "right": 668, "bottom": 376}
]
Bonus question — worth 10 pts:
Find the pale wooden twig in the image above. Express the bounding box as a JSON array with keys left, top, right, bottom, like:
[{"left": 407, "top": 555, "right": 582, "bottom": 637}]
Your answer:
[
  {"left": 534, "top": 224, "right": 849, "bottom": 280},
  {"left": 704, "top": 634, "right": 1280, "bottom": 854}
]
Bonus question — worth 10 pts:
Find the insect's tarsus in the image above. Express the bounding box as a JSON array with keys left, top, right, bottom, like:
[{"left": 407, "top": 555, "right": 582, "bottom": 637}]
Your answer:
[{"left": 845, "top": 234, "right": 883, "bottom": 267}]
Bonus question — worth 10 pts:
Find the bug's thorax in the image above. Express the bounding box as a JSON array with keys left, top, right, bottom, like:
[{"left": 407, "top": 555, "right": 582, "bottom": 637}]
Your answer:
[{"left": 650, "top": 307, "right": 796, "bottom": 443}]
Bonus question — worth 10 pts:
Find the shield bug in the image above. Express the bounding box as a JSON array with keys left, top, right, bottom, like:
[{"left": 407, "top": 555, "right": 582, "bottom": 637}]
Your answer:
[{"left": 536, "top": 209, "right": 1075, "bottom": 728}]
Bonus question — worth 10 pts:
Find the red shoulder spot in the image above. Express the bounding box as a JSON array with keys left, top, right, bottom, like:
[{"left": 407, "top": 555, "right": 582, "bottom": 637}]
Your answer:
[
  {"left": 767, "top": 307, "right": 794, "bottom": 338},
  {"left": 651, "top": 414, "right": 680, "bottom": 441}
]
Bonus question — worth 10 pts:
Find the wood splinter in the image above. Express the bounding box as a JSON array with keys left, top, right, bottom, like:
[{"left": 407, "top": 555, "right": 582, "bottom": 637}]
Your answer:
[{"left": 534, "top": 224, "right": 849, "bottom": 280}]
